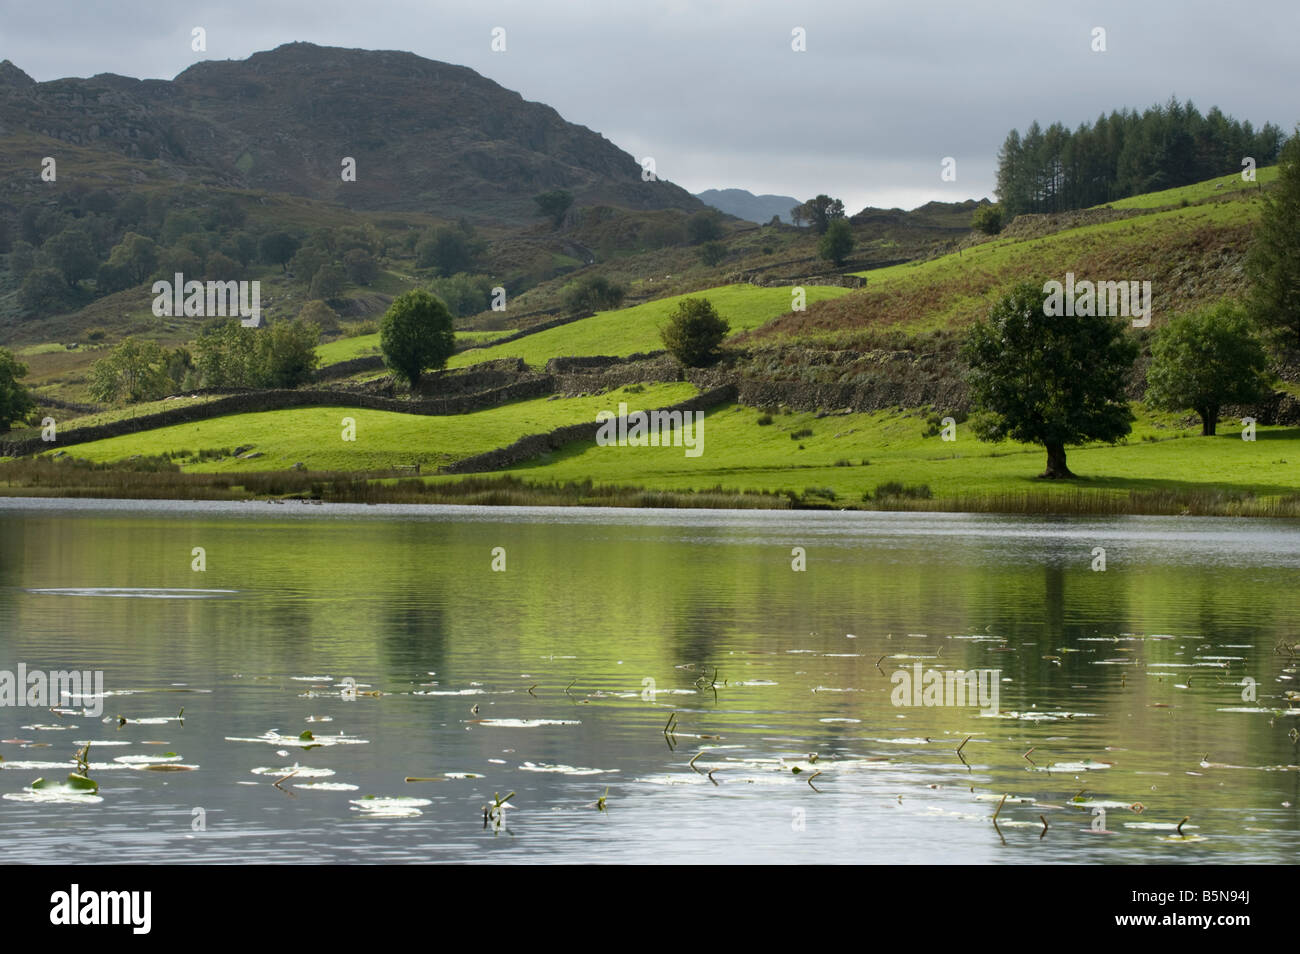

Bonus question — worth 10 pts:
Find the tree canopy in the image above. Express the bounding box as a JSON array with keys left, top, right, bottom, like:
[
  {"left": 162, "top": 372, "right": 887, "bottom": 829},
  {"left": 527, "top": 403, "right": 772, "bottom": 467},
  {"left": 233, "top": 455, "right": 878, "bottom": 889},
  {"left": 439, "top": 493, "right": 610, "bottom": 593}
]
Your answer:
[
  {"left": 818, "top": 219, "right": 854, "bottom": 266},
  {"left": 996, "top": 98, "right": 1284, "bottom": 217},
  {"left": 380, "top": 289, "right": 455, "bottom": 386},
  {"left": 0, "top": 348, "right": 35, "bottom": 431},
  {"left": 1145, "top": 303, "right": 1272, "bottom": 435},
  {"left": 1246, "top": 129, "right": 1300, "bottom": 349},
  {"left": 660, "top": 297, "right": 730, "bottom": 367},
  {"left": 962, "top": 281, "right": 1138, "bottom": 478},
  {"left": 533, "top": 190, "right": 574, "bottom": 228},
  {"left": 795, "top": 195, "right": 846, "bottom": 234}
]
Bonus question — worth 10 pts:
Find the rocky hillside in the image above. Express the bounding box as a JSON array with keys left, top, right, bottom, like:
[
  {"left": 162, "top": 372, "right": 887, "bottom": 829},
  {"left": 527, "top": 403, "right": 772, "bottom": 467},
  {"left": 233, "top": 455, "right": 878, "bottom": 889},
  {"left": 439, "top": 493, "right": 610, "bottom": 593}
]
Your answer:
[{"left": 0, "top": 43, "right": 703, "bottom": 222}]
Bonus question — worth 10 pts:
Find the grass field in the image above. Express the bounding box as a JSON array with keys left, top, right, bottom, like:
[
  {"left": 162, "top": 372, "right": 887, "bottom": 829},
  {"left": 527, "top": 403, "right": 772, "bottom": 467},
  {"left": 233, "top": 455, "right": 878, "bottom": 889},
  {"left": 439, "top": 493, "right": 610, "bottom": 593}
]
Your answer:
[
  {"left": 452, "top": 401, "right": 1300, "bottom": 510},
  {"left": 445, "top": 284, "right": 853, "bottom": 369},
  {"left": 1104, "top": 165, "right": 1279, "bottom": 210},
  {"left": 53, "top": 382, "right": 699, "bottom": 472}
]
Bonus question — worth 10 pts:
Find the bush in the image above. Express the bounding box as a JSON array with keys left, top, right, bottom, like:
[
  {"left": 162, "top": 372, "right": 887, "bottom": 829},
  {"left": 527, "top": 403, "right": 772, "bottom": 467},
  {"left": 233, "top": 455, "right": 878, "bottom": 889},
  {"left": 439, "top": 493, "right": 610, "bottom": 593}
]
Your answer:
[
  {"left": 194, "top": 319, "right": 317, "bottom": 389},
  {"left": 698, "top": 241, "right": 727, "bottom": 266},
  {"left": 659, "top": 297, "right": 730, "bottom": 367},
  {"left": 790, "top": 427, "right": 813, "bottom": 439},
  {"left": 380, "top": 289, "right": 455, "bottom": 386},
  {"left": 0, "top": 348, "right": 35, "bottom": 431},
  {"left": 259, "top": 231, "right": 299, "bottom": 272},
  {"left": 342, "top": 248, "right": 378, "bottom": 285},
  {"left": 687, "top": 210, "right": 725, "bottom": 244},
  {"left": 971, "top": 205, "right": 1003, "bottom": 235},
  {"left": 258, "top": 319, "right": 320, "bottom": 389},
  {"left": 563, "top": 275, "right": 625, "bottom": 314},
  {"left": 533, "top": 190, "right": 573, "bottom": 228},
  {"left": 818, "top": 219, "right": 854, "bottom": 266},
  {"left": 416, "top": 228, "right": 478, "bottom": 276},
  {"left": 298, "top": 300, "right": 341, "bottom": 336},
  {"left": 88, "top": 337, "right": 173, "bottom": 404},
  {"left": 95, "top": 261, "right": 134, "bottom": 294},
  {"left": 756, "top": 413, "right": 774, "bottom": 426},
  {"left": 309, "top": 262, "right": 347, "bottom": 301},
  {"left": 20, "top": 267, "right": 72, "bottom": 315},
  {"left": 290, "top": 246, "right": 329, "bottom": 282},
  {"left": 428, "top": 273, "right": 496, "bottom": 318},
  {"left": 870, "top": 482, "right": 932, "bottom": 500}
]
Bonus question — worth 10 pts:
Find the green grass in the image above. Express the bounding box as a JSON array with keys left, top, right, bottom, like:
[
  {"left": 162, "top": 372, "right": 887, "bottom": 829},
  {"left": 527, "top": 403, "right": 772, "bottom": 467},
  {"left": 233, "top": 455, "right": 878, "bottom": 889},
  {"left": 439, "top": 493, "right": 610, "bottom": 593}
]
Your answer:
[
  {"left": 55, "top": 383, "right": 699, "bottom": 472},
  {"left": 15, "top": 342, "right": 77, "bottom": 356},
  {"left": 749, "top": 191, "right": 1264, "bottom": 345},
  {"left": 445, "top": 284, "right": 853, "bottom": 369},
  {"left": 446, "top": 401, "right": 1300, "bottom": 508},
  {"left": 1103, "top": 165, "right": 1279, "bottom": 210}
]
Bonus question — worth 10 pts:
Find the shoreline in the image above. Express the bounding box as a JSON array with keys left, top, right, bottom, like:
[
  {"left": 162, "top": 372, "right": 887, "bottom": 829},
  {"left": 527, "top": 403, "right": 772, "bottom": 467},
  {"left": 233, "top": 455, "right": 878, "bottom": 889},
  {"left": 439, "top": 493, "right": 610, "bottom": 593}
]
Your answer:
[{"left": 1, "top": 478, "right": 1297, "bottom": 519}]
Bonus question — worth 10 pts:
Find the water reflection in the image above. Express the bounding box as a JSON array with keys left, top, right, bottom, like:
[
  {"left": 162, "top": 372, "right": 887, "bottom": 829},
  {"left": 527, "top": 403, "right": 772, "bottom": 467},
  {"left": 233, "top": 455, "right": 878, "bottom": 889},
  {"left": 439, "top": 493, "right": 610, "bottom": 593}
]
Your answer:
[{"left": 0, "top": 499, "right": 1296, "bottom": 863}]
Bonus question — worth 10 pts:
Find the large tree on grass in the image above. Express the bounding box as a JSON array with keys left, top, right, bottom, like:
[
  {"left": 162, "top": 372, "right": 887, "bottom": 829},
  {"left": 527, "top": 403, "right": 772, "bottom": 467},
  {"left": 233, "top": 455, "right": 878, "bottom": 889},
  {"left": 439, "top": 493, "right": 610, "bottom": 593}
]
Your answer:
[
  {"left": 0, "top": 348, "right": 35, "bottom": 431},
  {"left": 1145, "top": 303, "right": 1272, "bottom": 435},
  {"left": 380, "top": 289, "right": 455, "bottom": 387},
  {"left": 962, "top": 281, "right": 1138, "bottom": 478}
]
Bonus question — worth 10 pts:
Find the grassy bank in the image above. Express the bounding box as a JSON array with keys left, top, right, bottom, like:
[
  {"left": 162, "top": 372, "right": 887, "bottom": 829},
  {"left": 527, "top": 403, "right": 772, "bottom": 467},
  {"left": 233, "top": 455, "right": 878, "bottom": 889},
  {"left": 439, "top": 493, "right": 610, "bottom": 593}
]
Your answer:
[
  {"left": 8, "top": 397, "right": 1298, "bottom": 516},
  {"left": 24, "top": 383, "right": 698, "bottom": 472},
  {"left": 455, "top": 401, "right": 1300, "bottom": 515}
]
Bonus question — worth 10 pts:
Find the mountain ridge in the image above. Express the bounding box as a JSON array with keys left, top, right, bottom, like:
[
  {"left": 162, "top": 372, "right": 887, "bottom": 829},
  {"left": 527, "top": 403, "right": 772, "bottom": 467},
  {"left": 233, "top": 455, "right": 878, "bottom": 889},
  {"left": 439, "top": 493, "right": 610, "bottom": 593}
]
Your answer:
[{"left": 0, "top": 42, "right": 703, "bottom": 222}]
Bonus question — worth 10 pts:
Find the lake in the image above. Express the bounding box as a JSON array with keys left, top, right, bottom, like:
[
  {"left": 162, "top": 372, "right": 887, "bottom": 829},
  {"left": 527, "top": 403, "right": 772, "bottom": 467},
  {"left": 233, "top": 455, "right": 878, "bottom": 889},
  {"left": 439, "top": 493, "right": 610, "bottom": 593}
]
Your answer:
[{"left": 1, "top": 498, "right": 1297, "bottom": 863}]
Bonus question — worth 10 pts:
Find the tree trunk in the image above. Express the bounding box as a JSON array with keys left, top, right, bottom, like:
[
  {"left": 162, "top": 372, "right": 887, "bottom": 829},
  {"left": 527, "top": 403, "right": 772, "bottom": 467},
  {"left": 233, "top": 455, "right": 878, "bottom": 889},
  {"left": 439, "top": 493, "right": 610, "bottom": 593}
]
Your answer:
[
  {"left": 1041, "top": 442, "right": 1074, "bottom": 479},
  {"left": 1199, "top": 407, "right": 1218, "bottom": 436}
]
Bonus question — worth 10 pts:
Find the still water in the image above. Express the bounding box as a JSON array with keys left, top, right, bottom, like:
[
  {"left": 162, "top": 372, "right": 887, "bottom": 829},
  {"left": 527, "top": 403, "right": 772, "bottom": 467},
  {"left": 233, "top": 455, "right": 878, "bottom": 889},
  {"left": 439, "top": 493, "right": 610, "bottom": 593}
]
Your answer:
[{"left": 1, "top": 498, "right": 1297, "bottom": 863}]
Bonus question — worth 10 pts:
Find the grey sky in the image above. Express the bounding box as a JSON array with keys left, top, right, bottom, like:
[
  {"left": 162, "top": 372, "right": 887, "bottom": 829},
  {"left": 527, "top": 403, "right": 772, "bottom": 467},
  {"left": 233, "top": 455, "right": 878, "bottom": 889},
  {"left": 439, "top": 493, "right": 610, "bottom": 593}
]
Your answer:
[{"left": 5, "top": 0, "right": 1297, "bottom": 212}]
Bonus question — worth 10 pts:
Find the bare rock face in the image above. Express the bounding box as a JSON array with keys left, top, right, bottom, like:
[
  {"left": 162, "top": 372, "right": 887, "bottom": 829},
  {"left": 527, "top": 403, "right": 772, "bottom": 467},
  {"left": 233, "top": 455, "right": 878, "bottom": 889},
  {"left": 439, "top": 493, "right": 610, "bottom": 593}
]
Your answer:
[{"left": 0, "top": 43, "right": 702, "bottom": 222}]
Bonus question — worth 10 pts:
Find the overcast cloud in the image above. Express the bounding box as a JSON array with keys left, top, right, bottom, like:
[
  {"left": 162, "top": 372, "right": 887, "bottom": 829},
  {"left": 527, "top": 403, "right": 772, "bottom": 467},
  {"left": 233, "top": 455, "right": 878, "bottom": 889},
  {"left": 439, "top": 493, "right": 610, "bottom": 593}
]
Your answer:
[{"left": 4, "top": 0, "right": 1297, "bottom": 212}]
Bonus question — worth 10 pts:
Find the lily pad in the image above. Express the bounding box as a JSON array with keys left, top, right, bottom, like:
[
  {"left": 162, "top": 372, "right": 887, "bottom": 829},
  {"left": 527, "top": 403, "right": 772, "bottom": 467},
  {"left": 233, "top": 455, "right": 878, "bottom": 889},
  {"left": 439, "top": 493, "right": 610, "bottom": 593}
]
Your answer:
[
  {"left": 519, "top": 762, "right": 618, "bottom": 775},
  {"left": 3, "top": 772, "right": 103, "bottom": 803},
  {"left": 225, "top": 730, "right": 369, "bottom": 747},
  {"left": 348, "top": 796, "right": 431, "bottom": 818}
]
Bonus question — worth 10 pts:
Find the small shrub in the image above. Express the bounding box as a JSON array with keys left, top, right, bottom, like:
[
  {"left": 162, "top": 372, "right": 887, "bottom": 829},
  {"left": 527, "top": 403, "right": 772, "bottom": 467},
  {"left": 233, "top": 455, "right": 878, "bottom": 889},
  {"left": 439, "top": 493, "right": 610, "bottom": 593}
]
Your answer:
[
  {"left": 873, "top": 481, "right": 933, "bottom": 500},
  {"left": 790, "top": 427, "right": 813, "bottom": 440},
  {"left": 803, "top": 486, "right": 837, "bottom": 501},
  {"left": 660, "top": 297, "right": 730, "bottom": 367},
  {"left": 756, "top": 413, "right": 774, "bottom": 426}
]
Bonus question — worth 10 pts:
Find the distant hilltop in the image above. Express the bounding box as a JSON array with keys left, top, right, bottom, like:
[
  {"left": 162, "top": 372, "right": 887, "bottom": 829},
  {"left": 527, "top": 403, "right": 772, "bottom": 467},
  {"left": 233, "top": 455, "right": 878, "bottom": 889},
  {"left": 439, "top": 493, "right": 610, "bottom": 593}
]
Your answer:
[
  {"left": 695, "top": 188, "right": 802, "bottom": 224},
  {"left": 0, "top": 43, "right": 703, "bottom": 223}
]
